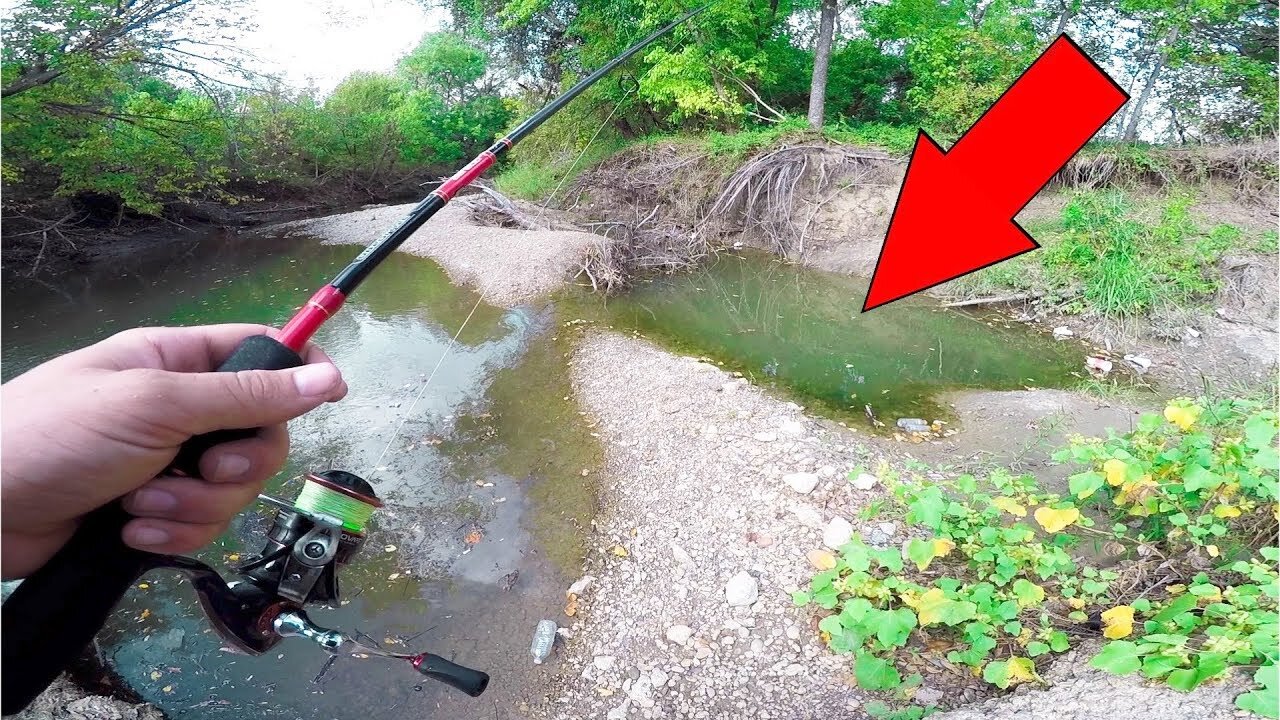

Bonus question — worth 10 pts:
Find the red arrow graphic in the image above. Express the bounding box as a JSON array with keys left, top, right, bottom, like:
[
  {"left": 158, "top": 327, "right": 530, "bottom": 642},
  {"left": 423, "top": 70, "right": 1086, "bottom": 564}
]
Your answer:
[{"left": 862, "top": 35, "right": 1128, "bottom": 312}]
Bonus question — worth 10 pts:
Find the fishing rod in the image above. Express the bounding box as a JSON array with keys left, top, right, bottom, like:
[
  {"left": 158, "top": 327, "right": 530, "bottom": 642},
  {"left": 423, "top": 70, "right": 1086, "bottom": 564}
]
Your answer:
[{"left": 0, "top": 4, "right": 711, "bottom": 713}]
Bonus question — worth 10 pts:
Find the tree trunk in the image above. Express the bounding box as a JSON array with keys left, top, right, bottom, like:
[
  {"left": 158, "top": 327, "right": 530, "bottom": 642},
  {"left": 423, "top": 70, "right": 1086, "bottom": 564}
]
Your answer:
[
  {"left": 807, "top": 0, "right": 838, "bottom": 130},
  {"left": 1123, "top": 26, "right": 1179, "bottom": 142},
  {"left": 1053, "top": 1, "right": 1074, "bottom": 35}
]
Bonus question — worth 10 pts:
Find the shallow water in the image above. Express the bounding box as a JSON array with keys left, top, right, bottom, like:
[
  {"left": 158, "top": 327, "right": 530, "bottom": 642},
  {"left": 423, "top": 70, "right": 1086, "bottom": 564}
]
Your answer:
[
  {"left": 570, "top": 252, "right": 1084, "bottom": 424},
  {"left": 2, "top": 234, "right": 595, "bottom": 719}
]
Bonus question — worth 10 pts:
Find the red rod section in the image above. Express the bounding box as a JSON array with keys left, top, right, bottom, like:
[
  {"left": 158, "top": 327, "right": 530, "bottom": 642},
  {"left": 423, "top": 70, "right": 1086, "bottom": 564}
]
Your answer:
[{"left": 277, "top": 285, "right": 347, "bottom": 351}]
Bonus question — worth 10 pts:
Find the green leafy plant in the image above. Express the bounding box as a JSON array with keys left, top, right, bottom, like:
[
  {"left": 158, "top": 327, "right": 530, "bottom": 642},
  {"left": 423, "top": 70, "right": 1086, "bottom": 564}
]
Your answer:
[{"left": 795, "top": 397, "right": 1279, "bottom": 715}]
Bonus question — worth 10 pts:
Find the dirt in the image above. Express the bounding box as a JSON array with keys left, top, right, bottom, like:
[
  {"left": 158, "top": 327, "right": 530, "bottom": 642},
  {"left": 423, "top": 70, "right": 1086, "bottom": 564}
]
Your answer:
[{"left": 269, "top": 200, "right": 597, "bottom": 307}]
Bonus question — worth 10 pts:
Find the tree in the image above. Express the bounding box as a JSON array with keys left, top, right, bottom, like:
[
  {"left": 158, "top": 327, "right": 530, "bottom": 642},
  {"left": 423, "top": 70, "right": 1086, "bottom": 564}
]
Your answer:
[
  {"left": 806, "top": 0, "right": 838, "bottom": 129},
  {"left": 2, "top": 0, "right": 254, "bottom": 99}
]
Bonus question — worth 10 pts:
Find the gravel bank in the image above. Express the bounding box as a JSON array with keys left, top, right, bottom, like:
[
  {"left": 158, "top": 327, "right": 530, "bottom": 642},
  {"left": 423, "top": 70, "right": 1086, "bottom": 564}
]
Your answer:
[
  {"left": 547, "top": 331, "right": 898, "bottom": 719},
  {"left": 548, "top": 330, "right": 1250, "bottom": 720},
  {"left": 272, "top": 201, "right": 597, "bottom": 307}
]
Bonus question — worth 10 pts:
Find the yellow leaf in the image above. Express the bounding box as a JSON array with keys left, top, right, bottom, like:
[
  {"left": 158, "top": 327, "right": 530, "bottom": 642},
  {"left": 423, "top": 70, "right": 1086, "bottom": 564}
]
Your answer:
[
  {"left": 1007, "top": 657, "right": 1040, "bottom": 685},
  {"left": 1033, "top": 507, "right": 1080, "bottom": 534},
  {"left": 1164, "top": 402, "right": 1202, "bottom": 431},
  {"left": 991, "top": 496, "right": 1027, "bottom": 517},
  {"left": 1167, "top": 584, "right": 1187, "bottom": 595},
  {"left": 1103, "top": 458, "right": 1128, "bottom": 486},
  {"left": 1206, "top": 545, "right": 1220, "bottom": 558},
  {"left": 1213, "top": 504, "right": 1241, "bottom": 519},
  {"left": 149, "top": 671, "right": 162, "bottom": 681},
  {"left": 807, "top": 549, "right": 837, "bottom": 570},
  {"left": 916, "top": 588, "right": 949, "bottom": 626},
  {"left": 1067, "top": 597, "right": 1085, "bottom": 610},
  {"left": 564, "top": 593, "right": 579, "bottom": 617},
  {"left": 1101, "top": 605, "right": 1134, "bottom": 639},
  {"left": 227, "top": 553, "right": 240, "bottom": 562},
  {"left": 140, "top": 609, "right": 151, "bottom": 620},
  {"left": 932, "top": 539, "right": 956, "bottom": 558},
  {"left": 610, "top": 545, "right": 629, "bottom": 557},
  {"left": 162, "top": 686, "right": 173, "bottom": 694}
]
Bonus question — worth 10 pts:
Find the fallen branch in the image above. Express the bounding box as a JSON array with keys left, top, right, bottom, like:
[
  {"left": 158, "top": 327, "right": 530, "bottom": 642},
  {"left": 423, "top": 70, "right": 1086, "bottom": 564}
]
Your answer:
[{"left": 941, "top": 293, "right": 1032, "bottom": 308}]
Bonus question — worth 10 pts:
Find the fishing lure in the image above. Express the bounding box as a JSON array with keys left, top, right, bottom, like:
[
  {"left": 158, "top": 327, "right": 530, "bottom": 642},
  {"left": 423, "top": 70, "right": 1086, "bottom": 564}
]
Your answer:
[{"left": 0, "top": 4, "right": 710, "bottom": 713}]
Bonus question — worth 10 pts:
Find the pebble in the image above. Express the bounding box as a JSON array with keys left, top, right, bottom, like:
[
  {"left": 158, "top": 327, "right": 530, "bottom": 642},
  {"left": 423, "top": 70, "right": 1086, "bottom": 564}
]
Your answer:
[
  {"left": 666, "top": 625, "right": 694, "bottom": 645},
  {"left": 790, "top": 504, "right": 824, "bottom": 528},
  {"left": 754, "top": 432, "right": 777, "bottom": 442},
  {"left": 651, "top": 669, "right": 669, "bottom": 689},
  {"left": 822, "top": 516, "right": 854, "bottom": 550},
  {"left": 817, "top": 465, "right": 836, "bottom": 478},
  {"left": 895, "top": 418, "right": 930, "bottom": 434},
  {"left": 915, "top": 686, "right": 944, "bottom": 705},
  {"left": 782, "top": 472, "right": 819, "bottom": 494},
  {"left": 671, "top": 543, "right": 694, "bottom": 566},
  {"left": 725, "top": 571, "right": 759, "bottom": 607},
  {"left": 1053, "top": 326, "right": 1074, "bottom": 338},
  {"left": 779, "top": 420, "right": 805, "bottom": 436},
  {"left": 851, "top": 472, "right": 879, "bottom": 490},
  {"left": 785, "top": 625, "right": 800, "bottom": 641},
  {"left": 594, "top": 655, "right": 617, "bottom": 671}
]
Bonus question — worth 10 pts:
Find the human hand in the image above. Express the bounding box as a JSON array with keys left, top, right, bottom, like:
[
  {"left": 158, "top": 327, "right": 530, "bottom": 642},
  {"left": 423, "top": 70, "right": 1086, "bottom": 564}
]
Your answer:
[{"left": 0, "top": 324, "right": 348, "bottom": 578}]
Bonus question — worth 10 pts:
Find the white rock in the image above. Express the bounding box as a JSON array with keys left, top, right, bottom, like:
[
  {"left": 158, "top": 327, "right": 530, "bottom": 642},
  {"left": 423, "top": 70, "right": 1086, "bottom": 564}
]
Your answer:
[
  {"left": 790, "top": 504, "right": 824, "bottom": 528},
  {"left": 1123, "top": 354, "right": 1152, "bottom": 372},
  {"left": 567, "top": 575, "right": 596, "bottom": 596},
  {"left": 782, "top": 472, "right": 819, "bottom": 494},
  {"left": 666, "top": 625, "right": 694, "bottom": 645},
  {"left": 670, "top": 543, "right": 694, "bottom": 566},
  {"left": 606, "top": 700, "right": 631, "bottom": 720},
  {"left": 753, "top": 432, "right": 777, "bottom": 442},
  {"left": 915, "top": 686, "right": 944, "bottom": 705},
  {"left": 1053, "top": 326, "right": 1074, "bottom": 339},
  {"left": 876, "top": 522, "right": 897, "bottom": 539},
  {"left": 822, "top": 516, "right": 854, "bottom": 550},
  {"left": 725, "top": 571, "right": 759, "bottom": 607},
  {"left": 817, "top": 465, "right": 836, "bottom": 478},
  {"left": 720, "top": 381, "right": 741, "bottom": 393},
  {"left": 779, "top": 420, "right": 805, "bottom": 436},
  {"left": 1184, "top": 326, "right": 1201, "bottom": 338},
  {"left": 594, "top": 655, "right": 617, "bottom": 671},
  {"left": 651, "top": 669, "right": 669, "bottom": 689},
  {"left": 851, "top": 472, "right": 879, "bottom": 490},
  {"left": 785, "top": 625, "right": 800, "bottom": 640}
]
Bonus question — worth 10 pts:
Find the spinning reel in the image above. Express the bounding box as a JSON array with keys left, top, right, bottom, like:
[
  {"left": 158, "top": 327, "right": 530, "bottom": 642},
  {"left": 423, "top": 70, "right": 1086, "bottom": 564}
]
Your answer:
[{"left": 176, "top": 470, "right": 490, "bottom": 694}]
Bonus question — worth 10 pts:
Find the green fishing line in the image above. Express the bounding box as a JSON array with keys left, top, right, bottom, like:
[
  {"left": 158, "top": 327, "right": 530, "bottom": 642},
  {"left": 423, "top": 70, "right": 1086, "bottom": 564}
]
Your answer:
[{"left": 294, "top": 480, "right": 376, "bottom": 532}]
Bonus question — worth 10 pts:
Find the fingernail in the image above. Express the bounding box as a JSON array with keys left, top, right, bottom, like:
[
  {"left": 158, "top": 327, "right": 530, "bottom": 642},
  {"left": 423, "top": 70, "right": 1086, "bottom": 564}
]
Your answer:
[
  {"left": 293, "top": 363, "right": 341, "bottom": 397},
  {"left": 130, "top": 526, "right": 171, "bottom": 546},
  {"left": 131, "top": 488, "right": 178, "bottom": 513},
  {"left": 215, "top": 453, "right": 251, "bottom": 480}
]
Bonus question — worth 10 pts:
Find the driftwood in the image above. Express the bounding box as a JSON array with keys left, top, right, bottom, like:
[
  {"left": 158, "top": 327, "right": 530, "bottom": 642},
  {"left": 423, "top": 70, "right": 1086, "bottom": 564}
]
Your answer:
[{"left": 941, "top": 293, "right": 1032, "bottom": 308}]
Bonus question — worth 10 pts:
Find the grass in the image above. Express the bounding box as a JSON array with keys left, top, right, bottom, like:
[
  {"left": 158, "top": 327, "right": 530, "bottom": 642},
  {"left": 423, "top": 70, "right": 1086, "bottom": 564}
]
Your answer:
[{"left": 957, "top": 189, "right": 1260, "bottom": 322}]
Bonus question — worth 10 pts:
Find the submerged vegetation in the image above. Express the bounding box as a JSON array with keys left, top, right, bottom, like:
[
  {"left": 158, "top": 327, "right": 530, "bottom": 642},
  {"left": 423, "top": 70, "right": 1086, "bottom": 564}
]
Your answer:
[{"left": 796, "top": 395, "right": 1279, "bottom": 716}]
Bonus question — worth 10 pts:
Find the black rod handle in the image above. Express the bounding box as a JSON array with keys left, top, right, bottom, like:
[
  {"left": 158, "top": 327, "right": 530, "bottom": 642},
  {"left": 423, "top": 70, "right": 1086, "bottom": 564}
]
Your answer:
[
  {"left": 414, "top": 654, "right": 490, "bottom": 697},
  {"left": 0, "top": 334, "right": 304, "bottom": 714}
]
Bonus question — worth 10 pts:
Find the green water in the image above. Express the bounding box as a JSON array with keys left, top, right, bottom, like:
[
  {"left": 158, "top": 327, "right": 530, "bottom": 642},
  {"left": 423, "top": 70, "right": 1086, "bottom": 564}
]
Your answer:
[{"left": 569, "top": 252, "right": 1083, "bottom": 424}]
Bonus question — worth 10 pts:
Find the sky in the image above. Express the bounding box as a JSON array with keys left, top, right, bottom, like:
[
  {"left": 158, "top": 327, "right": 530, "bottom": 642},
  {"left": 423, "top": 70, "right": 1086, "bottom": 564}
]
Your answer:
[{"left": 232, "top": 0, "right": 446, "bottom": 94}]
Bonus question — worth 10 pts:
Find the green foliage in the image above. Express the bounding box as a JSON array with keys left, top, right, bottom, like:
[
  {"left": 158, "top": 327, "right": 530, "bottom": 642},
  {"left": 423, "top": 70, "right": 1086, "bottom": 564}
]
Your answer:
[{"left": 795, "top": 397, "right": 1279, "bottom": 714}]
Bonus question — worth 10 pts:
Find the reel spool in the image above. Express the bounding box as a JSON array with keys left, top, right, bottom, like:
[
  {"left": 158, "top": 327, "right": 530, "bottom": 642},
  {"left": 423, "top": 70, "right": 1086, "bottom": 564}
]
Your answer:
[{"left": 241, "top": 470, "right": 383, "bottom": 605}]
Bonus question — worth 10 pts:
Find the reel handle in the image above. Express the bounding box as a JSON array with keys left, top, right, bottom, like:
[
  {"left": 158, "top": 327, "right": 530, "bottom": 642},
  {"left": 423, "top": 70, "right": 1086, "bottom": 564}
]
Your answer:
[
  {"left": 1, "top": 335, "right": 304, "bottom": 714},
  {"left": 413, "top": 653, "right": 491, "bottom": 697}
]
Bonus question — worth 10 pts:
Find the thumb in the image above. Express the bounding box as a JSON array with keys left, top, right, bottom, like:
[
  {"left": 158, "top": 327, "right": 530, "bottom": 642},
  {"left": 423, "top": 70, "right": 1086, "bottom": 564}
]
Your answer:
[{"left": 155, "top": 362, "right": 347, "bottom": 435}]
